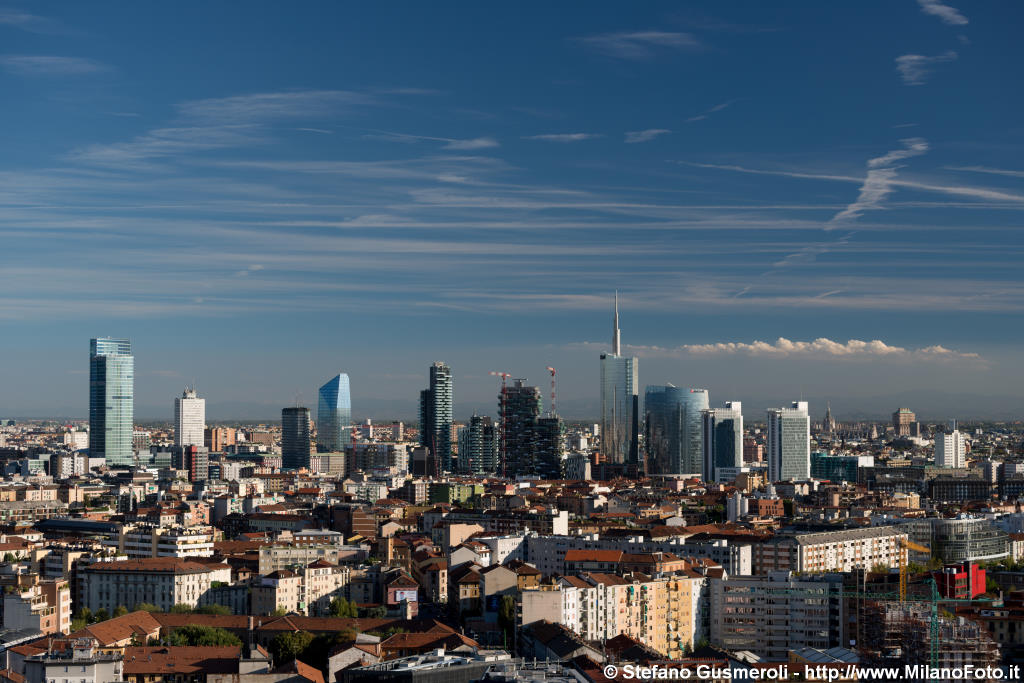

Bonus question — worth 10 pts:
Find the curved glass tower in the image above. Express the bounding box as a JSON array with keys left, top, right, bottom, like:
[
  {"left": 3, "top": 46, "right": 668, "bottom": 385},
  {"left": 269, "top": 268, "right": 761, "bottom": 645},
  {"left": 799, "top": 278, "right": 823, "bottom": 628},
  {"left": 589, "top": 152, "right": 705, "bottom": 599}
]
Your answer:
[
  {"left": 89, "top": 338, "right": 134, "bottom": 467},
  {"left": 317, "top": 373, "right": 352, "bottom": 453},
  {"left": 644, "top": 385, "right": 707, "bottom": 475}
]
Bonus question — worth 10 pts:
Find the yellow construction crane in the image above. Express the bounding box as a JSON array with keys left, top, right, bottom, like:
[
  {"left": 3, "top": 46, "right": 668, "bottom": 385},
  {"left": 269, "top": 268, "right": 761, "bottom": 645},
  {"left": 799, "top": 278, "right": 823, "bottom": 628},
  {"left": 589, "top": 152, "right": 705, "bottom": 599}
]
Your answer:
[{"left": 899, "top": 537, "right": 932, "bottom": 603}]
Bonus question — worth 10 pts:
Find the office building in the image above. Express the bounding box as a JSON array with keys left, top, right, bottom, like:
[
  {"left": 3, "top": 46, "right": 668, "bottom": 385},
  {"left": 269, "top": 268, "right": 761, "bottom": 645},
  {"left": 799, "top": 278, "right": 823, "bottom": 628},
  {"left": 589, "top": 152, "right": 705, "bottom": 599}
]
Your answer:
[
  {"left": 645, "top": 384, "right": 708, "bottom": 475},
  {"left": 173, "top": 387, "right": 205, "bottom": 447},
  {"left": 419, "top": 361, "right": 453, "bottom": 473},
  {"left": 767, "top": 401, "right": 810, "bottom": 482},
  {"left": 599, "top": 293, "right": 639, "bottom": 464},
  {"left": 460, "top": 414, "right": 499, "bottom": 475},
  {"left": 935, "top": 427, "right": 967, "bottom": 468},
  {"left": 281, "top": 406, "right": 312, "bottom": 470},
  {"left": 893, "top": 407, "right": 916, "bottom": 437},
  {"left": 702, "top": 401, "right": 743, "bottom": 482},
  {"left": 500, "top": 379, "right": 542, "bottom": 476},
  {"left": 317, "top": 372, "right": 352, "bottom": 452},
  {"left": 89, "top": 337, "right": 134, "bottom": 467}
]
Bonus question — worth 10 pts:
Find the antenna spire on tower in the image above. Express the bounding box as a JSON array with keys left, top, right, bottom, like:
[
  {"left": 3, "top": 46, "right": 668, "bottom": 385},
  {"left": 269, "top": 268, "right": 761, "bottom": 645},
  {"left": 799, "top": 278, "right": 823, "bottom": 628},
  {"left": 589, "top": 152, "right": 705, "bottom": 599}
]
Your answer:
[{"left": 612, "top": 290, "right": 621, "bottom": 355}]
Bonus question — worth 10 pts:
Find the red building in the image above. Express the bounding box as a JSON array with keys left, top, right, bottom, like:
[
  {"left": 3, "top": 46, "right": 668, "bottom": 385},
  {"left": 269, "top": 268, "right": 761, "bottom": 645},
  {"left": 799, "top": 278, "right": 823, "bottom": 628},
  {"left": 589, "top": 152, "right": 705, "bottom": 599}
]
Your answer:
[{"left": 933, "top": 562, "right": 986, "bottom": 599}]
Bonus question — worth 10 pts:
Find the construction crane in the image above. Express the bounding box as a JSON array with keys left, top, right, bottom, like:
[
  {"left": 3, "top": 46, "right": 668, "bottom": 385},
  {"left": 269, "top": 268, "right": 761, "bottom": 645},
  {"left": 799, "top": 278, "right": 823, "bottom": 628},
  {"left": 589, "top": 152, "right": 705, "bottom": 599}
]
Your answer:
[
  {"left": 899, "top": 538, "right": 933, "bottom": 603},
  {"left": 764, "top": 574, "right": 992, "bottom": 683},
  {"left": 545, "top": 366, "right": 556, "bottom": 417},
  {"left": 489, "top": 371, "right": 511, "bottom": 478},
  {"left": 839, "top": 576, "right": 990, "bottom": 682}
]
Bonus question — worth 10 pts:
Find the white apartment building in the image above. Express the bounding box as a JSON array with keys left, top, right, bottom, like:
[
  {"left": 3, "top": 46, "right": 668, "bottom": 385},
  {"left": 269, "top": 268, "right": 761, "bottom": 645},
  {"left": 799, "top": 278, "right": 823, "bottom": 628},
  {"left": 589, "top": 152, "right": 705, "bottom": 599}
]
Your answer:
[
  {"left": 755, "top": 526, "right": 907, "bottom": 574},
  {"left": 935, "top": 429, "right": 967, "bottom": 468},
  {"left": 81, "top": 558, "right": 230, "bottom": 613},
  {"left": 104, "top": 524, "right": 215, "bottom": 559}
]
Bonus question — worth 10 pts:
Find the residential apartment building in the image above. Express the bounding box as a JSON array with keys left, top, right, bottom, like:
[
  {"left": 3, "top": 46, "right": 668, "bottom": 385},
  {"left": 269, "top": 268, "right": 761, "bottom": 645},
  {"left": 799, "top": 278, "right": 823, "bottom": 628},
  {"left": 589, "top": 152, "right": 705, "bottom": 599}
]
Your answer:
[
  {"left": 755, "top": 527, "right": 907, "bottom": 574},
  {"left": 80, "top": 558, "right": 231, "bottom": 613},
  {"left": 710, "top": 572, "right": 846, "bottom": 661}
]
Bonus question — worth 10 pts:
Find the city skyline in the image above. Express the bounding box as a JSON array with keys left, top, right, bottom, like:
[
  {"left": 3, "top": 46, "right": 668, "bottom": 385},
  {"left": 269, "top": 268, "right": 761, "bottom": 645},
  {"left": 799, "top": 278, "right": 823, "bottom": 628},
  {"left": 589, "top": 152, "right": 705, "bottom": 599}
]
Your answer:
[{"left": 2, "top": 2, "right": 1023, "bottom": 419}]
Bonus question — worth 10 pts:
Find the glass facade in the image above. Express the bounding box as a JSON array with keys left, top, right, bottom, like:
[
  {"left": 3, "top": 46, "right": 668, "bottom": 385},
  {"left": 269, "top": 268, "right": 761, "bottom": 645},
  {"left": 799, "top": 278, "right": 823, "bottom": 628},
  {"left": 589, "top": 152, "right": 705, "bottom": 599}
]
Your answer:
[
  {"left": 89, "top": 338, "right": 134, "bottom": 467},
  {"left": 767, "top": 402, "right": 810, "bottom": 482},
  {"left": 645, "top": 386, "right": 708, "bottom": 475},
  {"left": 282, "top": 407, "right": 311, "bottom": 470},
  {"left": 600, "top": 353, "right": 638, "bottom": 464},
  {"left": 702, "top": 401, "right": 743, "bottom": 482},
  {"left": 317, "top": 373, "right": 352, "bottom": 452}
]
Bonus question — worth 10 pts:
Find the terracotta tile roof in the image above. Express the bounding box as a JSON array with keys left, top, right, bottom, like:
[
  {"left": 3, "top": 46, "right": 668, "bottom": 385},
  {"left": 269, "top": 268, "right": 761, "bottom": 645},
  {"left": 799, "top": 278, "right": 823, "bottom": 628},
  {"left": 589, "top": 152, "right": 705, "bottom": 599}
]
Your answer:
[
  {"left": 122, "top": 646, "right": 241, "bottom": 675},
  {"left": 69, "top": 610, "right": 162, "bottom": 646},
  {"left": 565, "top": 550, "right": 623, "bottom": 563},
  {"left": 273, "top": 658, "right": 324, "bottom": 683},
  {"left": 0, "top": 669, "right": 26, "bottom": 683},
  {"left": 84, "top": 558, "right": 218, "bottom": 575}
]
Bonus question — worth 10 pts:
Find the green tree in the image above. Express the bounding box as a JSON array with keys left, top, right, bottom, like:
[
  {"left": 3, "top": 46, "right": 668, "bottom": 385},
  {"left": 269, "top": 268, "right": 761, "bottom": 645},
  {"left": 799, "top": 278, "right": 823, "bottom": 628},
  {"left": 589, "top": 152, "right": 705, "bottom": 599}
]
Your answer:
[
  {"left": 329, "top": 597, "right": 358, "bottom": 618},
  {"left": 271, "top": 606, "right": 289, "bottom": 617},
  {"left": 197, "top": 604, "right": 232, "bottom": 615},
  {"left": 985, "top": 577, "right": 1000, "bottom": 595},
  {"left": 869, "top": 563, "right": 889, "bottom": 575},
  {"left": 269, "top": 631, "right": 315, "bottom": 665},
  {"left": 74, "top": 607, "right": 93, "bottom": 624},
  {"left": 113, "top": 605, "right": 129, "bottom": 618},
  {"left": 497, "top": 595, "right": 516, "bottom": 647},
  {"left": 359, "top": 606, "right": 386, "bottom": 619},
  {"left": 94, "top": 608, "right": 109, "bottom": 622},
  {"left": 169, "top": 603, "right": 194, "bottom": 614},
  {"left": 167, "top": 625, "right": 242, "bottom": 647},
  {"left": 134, "top": 603, "right": 161, "bottom": 613},
  {"left": 71, "top": 617, "right": 87, "bottom": 632}
]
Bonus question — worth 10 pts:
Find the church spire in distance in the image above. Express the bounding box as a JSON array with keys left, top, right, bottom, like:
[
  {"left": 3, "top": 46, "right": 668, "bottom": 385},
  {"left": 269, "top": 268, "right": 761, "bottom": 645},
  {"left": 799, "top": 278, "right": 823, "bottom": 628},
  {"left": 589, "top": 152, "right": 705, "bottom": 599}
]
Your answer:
[{"left": 612, "top": 290, "right": 621, "bottom": 355}]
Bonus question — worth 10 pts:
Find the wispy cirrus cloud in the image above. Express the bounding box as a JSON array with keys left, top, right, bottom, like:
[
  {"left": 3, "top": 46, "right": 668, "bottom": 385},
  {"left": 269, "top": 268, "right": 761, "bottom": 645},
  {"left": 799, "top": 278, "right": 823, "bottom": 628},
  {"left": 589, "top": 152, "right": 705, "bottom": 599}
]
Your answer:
[
  {"left": 523, "top": 133, "right": 601, "bottom": 143},
  {"left": 895, "top": 51, "right": 957, "bottom": 85},
  {"left": 917, "top": 0, "right": 968, "bottom": 26},
  {"left": 571, "top": 337, "right": 981, "bottom": 362},
  {"left": 829, "top": 137, "right": 929, "bottom": 226},
  {"left": 0, "top": 55, "right": 108, "bottom": 76},
  {"left": 361, "top": 129, "right": 498, "bottom": 150},
  {"left": 686, "top": 99, "right": 739, "bottom": 122},
  {"left": 576, "top": 31, "right": 702, "bottom": 60},
  {"left": 178, "top": 90, "right": 374, "bottom": 123},
  {"left": 679, "top": 160, "right": 1024, "bottom": 204},
  {"left": 945, "top": 165, "right": 1024, "bottom": 179},
  {"left": 625, "top": 129, "right": 671, "bottom": 144}
]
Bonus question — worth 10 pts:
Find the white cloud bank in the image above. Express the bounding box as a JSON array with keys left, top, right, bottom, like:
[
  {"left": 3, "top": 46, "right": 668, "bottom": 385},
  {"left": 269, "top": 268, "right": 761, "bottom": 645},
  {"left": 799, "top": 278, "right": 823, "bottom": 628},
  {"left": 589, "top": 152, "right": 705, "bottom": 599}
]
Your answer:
[{"left": 570, "top": 337, "right": 981, "bottom": 362}]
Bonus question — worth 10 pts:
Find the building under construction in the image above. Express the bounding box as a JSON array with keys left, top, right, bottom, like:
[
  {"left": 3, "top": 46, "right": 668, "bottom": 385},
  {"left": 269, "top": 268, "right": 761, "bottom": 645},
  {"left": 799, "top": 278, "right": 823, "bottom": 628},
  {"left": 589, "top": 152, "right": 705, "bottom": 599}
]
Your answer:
[{"left": 858, "top": 601, "right": 1000, "bottom": 682}]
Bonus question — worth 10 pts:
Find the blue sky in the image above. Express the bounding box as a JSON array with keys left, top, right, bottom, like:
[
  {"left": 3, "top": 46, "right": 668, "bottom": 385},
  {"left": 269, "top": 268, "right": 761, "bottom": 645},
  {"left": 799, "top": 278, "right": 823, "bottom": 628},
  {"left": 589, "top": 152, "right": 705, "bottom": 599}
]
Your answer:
[{"left": 2, "top": 1, "right": 1023, "bottom": 421}]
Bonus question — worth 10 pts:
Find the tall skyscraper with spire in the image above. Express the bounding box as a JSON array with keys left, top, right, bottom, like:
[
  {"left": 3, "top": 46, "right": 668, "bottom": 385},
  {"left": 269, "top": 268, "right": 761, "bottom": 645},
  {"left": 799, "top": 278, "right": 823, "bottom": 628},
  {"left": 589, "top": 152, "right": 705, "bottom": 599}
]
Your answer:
[{"left": 600, "top": 292, "right": 639, "bottom": 465}]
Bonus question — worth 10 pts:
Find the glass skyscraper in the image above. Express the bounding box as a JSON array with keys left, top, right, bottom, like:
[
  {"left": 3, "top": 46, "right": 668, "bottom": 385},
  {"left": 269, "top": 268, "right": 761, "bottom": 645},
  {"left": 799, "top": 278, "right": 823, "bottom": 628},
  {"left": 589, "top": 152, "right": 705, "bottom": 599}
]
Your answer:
[
  {"left": 419, "top": 362, "right": 453, "bottom": 473},
  {"left": 317, "top": 373, "right": 352, "bottom": 452},
  {"left": 767, "top": 401, "right": 810, "bottom": 482},
  {"left": 702, "top": 401, "right": 743, "bottom": 482},
  {"left": 89, "top": 338, "right": 134, "bottom": 467},
  {"left": 600, "top": 293, "right": 639, "bottom": 464},
  {"left": 459, "top": 414, "right": 499, "bottom": 475},
  {"left": 644, "top": 385, "right": 707, "bottom": 475},
  {"left": 282, "top": 406, "right": 312, "bottom": 470}
]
